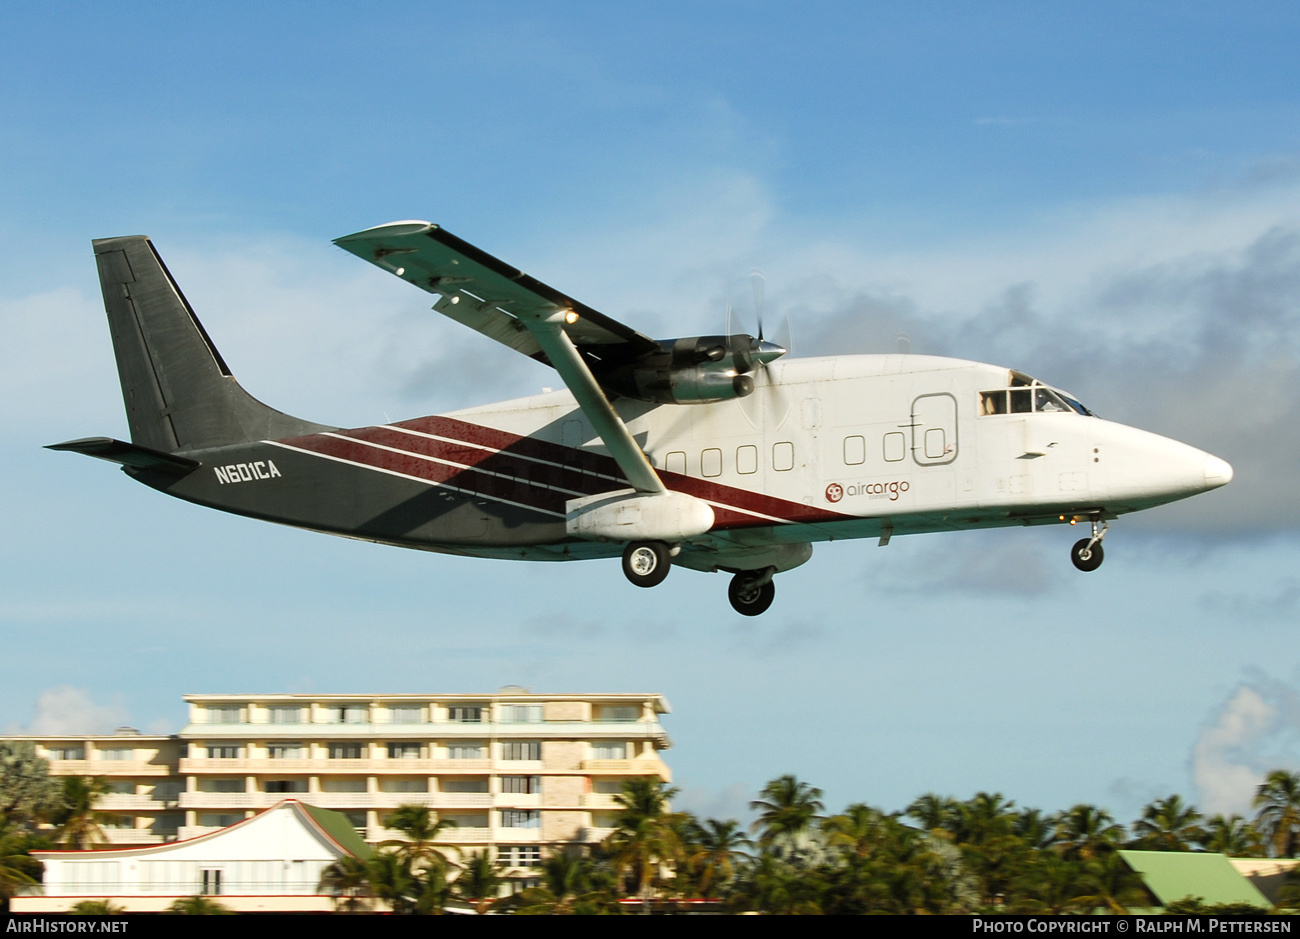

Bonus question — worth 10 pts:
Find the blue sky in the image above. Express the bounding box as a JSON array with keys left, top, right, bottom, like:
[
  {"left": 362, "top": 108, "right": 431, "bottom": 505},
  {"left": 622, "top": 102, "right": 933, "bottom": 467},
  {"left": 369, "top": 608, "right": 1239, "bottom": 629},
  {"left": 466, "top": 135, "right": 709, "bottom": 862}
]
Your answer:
[{"left": 4, "top": 3, "right": 1300, "bottom": 828}]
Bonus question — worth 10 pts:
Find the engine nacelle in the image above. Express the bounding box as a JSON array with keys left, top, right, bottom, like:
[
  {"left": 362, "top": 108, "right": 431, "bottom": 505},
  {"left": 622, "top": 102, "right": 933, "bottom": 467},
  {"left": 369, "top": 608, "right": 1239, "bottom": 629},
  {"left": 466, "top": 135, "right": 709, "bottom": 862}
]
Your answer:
[{"left": 599, "top": 335, "right": 784, "bottom": 405}]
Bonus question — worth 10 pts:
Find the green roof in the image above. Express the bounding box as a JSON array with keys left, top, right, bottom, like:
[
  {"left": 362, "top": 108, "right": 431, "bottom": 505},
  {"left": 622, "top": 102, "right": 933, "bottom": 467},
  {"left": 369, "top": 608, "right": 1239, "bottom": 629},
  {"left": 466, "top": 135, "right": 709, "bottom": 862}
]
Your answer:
[
  {"left": 299, "top": 802, "right": 374, "bottom": 860},
  {"left": 1119, "top": 851, "right": 1270, "bottom": 909}
]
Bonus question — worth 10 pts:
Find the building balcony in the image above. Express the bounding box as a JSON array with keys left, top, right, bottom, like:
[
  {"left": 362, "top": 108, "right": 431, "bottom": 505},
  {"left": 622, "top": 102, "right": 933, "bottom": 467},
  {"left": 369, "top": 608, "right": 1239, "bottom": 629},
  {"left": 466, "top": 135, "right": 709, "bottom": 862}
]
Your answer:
[
  {"left": 575, "top": 827, "right": 616, "bottom": 843},
  {"left": 368, "top": 826, "right": 491, "bottom": 845},
  {"left": 96, "top": 794, "right": 180, "bottom": 811},
  {"left": 47, "top": 760, "right": 175, "bottom": 777},
  {"left": 178, "top": 792, "right": 493, "bottom": 810},
  {"left": 178, "top": 758, "right": 494, "bottom": 774},
  {"left": 578, "top": 759, "right": 671, "bottom": 780},
  {"left": 100, "top": 829, "right": 168, "bottom": 845}
]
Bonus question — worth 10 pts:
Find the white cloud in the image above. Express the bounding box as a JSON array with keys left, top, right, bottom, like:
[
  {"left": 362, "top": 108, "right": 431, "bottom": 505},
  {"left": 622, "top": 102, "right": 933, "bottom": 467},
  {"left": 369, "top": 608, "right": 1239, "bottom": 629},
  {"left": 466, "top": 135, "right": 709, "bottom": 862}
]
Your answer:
[
  {"left": 16, "top": 686, "right": 129, "bottom": 736},
  {"left": 1192, "top": 677, "right": 1300, "bottom": 816}
]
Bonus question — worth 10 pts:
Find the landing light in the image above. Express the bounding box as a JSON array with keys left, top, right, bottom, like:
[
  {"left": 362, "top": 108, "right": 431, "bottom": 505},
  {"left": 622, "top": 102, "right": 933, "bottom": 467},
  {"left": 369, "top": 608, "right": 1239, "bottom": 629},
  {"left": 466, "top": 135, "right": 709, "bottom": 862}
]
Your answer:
[
  {"left": 565, "top": 310, "right": 579, "bottom": 325},
  {"left": 395, "top": 267, "right": 405, "bottom": 276}
]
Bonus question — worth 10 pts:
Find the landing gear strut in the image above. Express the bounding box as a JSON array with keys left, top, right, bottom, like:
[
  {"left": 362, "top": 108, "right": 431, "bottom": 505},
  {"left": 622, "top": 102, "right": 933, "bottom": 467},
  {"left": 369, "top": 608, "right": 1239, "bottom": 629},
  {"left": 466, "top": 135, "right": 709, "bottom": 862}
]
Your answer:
[
  {"left": 728, "top": 567, "right": 776, "bottom": 616},
  {"left": 1070, "top": 518, "right": 1108, "bottom": 572},
  {"left": 622, "top": 541, "right": 671, "bottom": 588}
]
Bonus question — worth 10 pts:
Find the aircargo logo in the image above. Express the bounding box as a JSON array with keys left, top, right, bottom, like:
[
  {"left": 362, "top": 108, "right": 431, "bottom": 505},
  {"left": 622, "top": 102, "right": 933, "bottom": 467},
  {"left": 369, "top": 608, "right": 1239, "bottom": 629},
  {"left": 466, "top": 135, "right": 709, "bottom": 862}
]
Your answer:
[
  {"left": 826, "top": 480, "right": 910, "bottom": 503},
  {"left": 214, "top": 460, "right": 282, "bottom": 484}
]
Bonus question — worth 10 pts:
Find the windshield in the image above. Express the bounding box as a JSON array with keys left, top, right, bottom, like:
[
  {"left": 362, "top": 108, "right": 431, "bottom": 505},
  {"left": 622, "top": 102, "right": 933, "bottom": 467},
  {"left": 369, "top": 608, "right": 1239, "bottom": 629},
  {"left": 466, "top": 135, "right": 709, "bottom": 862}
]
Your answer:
[{"left": 979, "top": 375, "right": 1094, "bottom": 417}]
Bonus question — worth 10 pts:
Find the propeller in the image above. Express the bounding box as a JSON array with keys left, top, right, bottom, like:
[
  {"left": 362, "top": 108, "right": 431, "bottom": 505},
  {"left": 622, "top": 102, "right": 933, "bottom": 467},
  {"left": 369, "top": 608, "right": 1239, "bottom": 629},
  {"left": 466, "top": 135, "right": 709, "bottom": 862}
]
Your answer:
[{"left": 732, "top": 270, "right": 792, "bottom": 427}]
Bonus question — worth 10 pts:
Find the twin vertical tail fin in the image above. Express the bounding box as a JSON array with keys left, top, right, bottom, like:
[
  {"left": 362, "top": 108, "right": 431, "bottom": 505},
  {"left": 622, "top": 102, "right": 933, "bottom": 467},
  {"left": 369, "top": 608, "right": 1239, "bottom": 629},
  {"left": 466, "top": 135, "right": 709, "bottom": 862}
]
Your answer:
[{"left": 90, "top": 236, "right": 328, "bottom": 453}]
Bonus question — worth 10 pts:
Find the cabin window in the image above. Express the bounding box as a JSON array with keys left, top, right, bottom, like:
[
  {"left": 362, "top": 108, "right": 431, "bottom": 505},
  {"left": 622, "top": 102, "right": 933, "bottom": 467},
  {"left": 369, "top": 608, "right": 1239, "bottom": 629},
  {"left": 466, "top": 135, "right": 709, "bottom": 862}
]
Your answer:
[
  {"left": 979, "top": 391, "right": 1007, "bottom": 415},
  {"left": 702, "top": 448, "right": 723, "bottom": 477},
  {"left": 665, "top": 451, "right": 687, "bottom": 475},
  {"left": 883, "top": 433, "right": 905, "bottom": 463},
  {"left": 737, "top": 445, "right": 758, "bottom": 475},
  {"left": 981, "top": 379, "right": 1094, "bottom": 417},
  {"left": 843, "top": 436, "right": 865, "bottom": 465},
  {"left": 773, "top": 442, "right": 794, "bottom": 472}
]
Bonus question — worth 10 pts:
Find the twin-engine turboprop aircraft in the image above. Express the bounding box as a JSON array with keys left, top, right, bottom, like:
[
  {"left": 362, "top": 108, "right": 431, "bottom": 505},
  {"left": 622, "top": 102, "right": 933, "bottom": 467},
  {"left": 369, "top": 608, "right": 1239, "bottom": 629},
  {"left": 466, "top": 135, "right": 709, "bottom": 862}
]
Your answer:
[{"left": 52, "top": 221, "right": 1233, "bottom": 615}]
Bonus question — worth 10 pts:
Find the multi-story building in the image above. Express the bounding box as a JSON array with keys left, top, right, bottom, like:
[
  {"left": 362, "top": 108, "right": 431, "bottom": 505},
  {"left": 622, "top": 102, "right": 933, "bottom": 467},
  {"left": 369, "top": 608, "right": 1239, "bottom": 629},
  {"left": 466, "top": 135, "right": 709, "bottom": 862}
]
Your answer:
[{"left": 9, "top": 689, "right": 672, "bottom": 886}]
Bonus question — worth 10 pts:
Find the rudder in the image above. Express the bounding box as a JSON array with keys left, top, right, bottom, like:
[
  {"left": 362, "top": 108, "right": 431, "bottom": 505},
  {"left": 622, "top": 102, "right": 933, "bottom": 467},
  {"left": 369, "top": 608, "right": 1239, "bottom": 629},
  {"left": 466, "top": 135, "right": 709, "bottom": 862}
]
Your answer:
[{"left": 93, "top": 236, "right": 330, "bottom": 452}]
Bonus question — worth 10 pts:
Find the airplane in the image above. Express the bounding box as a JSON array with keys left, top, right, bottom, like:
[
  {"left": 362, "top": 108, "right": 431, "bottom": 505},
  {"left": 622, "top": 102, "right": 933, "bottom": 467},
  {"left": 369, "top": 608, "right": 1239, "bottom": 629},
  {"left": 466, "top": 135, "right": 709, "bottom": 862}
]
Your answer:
[{"left": 50, "top": 221, "right": 1234, "bottom": 615}]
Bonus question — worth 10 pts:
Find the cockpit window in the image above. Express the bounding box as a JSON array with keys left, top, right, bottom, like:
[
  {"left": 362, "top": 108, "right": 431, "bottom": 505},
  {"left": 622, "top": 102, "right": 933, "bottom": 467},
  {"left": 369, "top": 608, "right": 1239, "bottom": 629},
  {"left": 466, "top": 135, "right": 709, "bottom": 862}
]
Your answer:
[{"left": 979, "top": 375, "right": 1093, "bottom": 417}]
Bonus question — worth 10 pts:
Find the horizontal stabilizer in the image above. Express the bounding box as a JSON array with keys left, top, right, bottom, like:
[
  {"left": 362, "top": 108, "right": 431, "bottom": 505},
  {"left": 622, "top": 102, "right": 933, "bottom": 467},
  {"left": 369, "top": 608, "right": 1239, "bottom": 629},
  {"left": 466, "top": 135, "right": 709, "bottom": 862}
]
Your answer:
[{"left": 46, "top": 437, "right": 200, "bottom": 475}]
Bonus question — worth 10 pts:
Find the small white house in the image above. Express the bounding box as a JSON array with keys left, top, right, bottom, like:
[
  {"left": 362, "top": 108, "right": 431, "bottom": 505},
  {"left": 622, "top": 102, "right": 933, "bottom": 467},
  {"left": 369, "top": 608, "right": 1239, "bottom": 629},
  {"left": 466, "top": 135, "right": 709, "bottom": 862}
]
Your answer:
[{"left": 15, "top": 800, "right": 370, "bottom": 913}]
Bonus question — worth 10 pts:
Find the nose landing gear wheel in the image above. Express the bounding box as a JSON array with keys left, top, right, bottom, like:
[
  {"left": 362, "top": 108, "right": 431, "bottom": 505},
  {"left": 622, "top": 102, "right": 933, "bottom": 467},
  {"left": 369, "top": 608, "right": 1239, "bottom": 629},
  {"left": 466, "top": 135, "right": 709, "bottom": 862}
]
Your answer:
[
  {"left": 1070, "top": 538, "right": 1104, "bottom": 572},
  {"left": 728, "top": 571, "right": 776, "bottom": 616},
  {"left": 622, "top": 541, "right": 671, "bottom": 588}
]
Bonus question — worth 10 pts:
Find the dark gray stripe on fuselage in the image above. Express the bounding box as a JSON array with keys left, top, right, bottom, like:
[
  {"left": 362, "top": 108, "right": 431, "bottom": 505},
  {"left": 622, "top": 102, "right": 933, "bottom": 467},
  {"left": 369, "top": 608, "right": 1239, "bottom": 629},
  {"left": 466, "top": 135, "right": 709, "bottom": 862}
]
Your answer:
[{"left": 130, "top": 442, "right": 567, "bottom": 548}]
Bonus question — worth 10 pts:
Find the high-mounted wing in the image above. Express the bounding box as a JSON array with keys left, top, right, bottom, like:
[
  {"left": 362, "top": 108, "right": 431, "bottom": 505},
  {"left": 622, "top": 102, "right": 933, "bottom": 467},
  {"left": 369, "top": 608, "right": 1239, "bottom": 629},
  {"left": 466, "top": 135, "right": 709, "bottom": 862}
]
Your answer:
[
  {"left": 335, "top": 221, "right": 665, "bottom": 494},
  {"left": 333, "top": 221, "right": 659, "bottom": 367}
]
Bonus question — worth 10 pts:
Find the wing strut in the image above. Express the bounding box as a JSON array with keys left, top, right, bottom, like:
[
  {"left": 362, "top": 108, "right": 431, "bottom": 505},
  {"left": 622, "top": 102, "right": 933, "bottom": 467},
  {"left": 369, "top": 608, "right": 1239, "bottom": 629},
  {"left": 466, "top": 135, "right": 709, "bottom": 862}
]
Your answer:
[{"left": 522, "top": 311, "right": 665, "bottom": 495}]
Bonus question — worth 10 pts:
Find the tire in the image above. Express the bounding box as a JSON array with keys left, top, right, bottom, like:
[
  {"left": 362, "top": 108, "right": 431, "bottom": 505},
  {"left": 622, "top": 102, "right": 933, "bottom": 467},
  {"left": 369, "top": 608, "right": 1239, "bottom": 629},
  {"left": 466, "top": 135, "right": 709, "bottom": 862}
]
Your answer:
[
  {"left": 1070, "top": 538, "right": 1104, "bottom": 572},
  {"left": 728, "top": 573, "right": 776, "bottom": 616},
  {"left": 622, "top": 541, "right": 671, "bottom": 588}
]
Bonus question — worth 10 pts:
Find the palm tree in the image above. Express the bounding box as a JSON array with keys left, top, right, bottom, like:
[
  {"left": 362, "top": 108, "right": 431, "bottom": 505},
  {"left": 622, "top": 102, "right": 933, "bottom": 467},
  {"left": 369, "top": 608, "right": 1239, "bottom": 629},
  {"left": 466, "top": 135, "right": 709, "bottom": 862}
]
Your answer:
[
  {"left": 381, "top": 804, "right": 457, "bottom": 869},
  {"left": 365, "top": 851, "right": 418, "bottom": 914},
  {"left": 166, "top": 895, "right": 231, "bottom": 914},
  {"left": 1052, "top": 804, "right": 1125, "bottom": 859},
  {"left": 0, "top": 823, "right": 44, "bottom": 913},
  {"left": 823, "top": 803, "right": 889, "bottom": 857},
  {"left": 52, "top": 777, "right": 112, "bottom": 850},
  {"left": 68, "top": 900, "right": 125, "bottom": 914},
  {"left": 906, "top": 793, "right": 958, "bottom": 834},
  {"left": 1075, "top": 850, "right": 1151, "bottom": 915},
  {"left": 686, "top": 819, "right": 752, "bottom": 896},
  {"left": 1201, "top": 814, "right": 1266, "bottom": 857},
  {"left": 1253, "top": 770, "right": 1300, "bottom": 858},
  {"left": 454, "top": 850, "right": 503, "bottom": 914},
  {"left": 1132, "top": 795, "right": 1203, "bottom": 851},
  {"left": 605, "top": 777, "right": 682, "bottom": 899},
  {"left": 318, "top": 854, "right": 371, "bottom": 912},
  {"left": 750, "top": 775, "right": 824, "bottom": 848}
]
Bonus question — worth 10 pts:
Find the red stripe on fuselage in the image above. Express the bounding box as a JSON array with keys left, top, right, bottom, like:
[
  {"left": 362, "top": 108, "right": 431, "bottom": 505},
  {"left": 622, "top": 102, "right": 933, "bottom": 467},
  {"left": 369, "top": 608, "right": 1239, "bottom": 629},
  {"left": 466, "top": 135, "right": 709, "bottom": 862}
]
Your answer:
[{"left": 279, "top": 415, "right": 856, "bottom": 529}]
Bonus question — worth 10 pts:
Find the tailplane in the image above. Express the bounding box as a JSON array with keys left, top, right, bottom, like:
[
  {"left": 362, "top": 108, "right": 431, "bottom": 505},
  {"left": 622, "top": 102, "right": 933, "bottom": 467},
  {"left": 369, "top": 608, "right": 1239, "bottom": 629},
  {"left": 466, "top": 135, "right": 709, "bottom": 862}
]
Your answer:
[{"left": 91, "top": 236, "right": 330, "bottom": 452}]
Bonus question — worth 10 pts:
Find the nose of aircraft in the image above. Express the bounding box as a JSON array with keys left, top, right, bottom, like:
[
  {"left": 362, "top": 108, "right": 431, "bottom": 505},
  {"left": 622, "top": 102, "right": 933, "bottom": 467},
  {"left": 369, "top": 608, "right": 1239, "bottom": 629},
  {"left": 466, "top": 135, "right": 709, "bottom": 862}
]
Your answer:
[{"left": 1204, "top": 454, "right": 1234, "bottom": 490}]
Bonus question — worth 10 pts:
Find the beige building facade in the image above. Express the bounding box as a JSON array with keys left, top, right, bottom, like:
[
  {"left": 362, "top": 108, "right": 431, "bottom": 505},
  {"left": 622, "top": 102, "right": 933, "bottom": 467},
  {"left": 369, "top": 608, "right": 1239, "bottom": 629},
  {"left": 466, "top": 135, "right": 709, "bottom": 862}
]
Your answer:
[{"left": 8, "top": 689, "right": 671, "bottom": 884}]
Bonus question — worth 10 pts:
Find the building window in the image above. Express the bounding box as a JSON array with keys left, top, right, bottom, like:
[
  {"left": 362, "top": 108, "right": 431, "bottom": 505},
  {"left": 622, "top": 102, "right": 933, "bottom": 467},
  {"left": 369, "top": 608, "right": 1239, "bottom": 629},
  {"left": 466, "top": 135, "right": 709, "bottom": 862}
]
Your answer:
[
  {"left": 345, "top": 813, "right": 366, "bottom": 830},
  {"left": 329, "top": 743, "right": 364, "bottom": 760},
  {"left": 269, "top": 706, "right": 302, "bottom": 724},
  {"left": 328, "top": 706, "right": 369, "bottom": 724},
  {"left": 500, "top": 810, "right": 540, "bottom": 829},
  {"left": 500, "top": 845, "right": 542, "bottom": 867},
  {"left": 200, "top": 779, "right": 244, "bottom": 794},
  {"left": 265, "top": 780, "right": 308, "bottom": 793},
  {"left": 448, "top": 743, "right": 485, "bottom": 760},
  {"left": 381, "top": 779, "right": 428, "bottom": 793},
  {"left": 268, "top": 744, "right": 303, "bottom": 760},
  {"left": 448, "top": 706, "right": 483, "bottom": 723},
  {"left": 593, "top": 780, "right": 623, "bottom": 794},
  {"left": 390, "top": 706, "right": 422, "bottom": 723},
  {"left": 599, "top": 706, "right": 639, "bottom": 722},
  {"left": 500, "top": 705, "right": 543, "bottom": 723},
  {"left": 47, "top": 747, "right": 84, "bottom": 761},
  {"left": 99, "top": 748, "right": 134, "bottom": 761},
  {"left": 208, "top": 707, "right": 241, "bottom": 724},
  {"left": 208, "top": 745, "right": 239, "bottom": 759},
  {"left": 593, "top": 743, "right": 626, "bottom": 760},
  {"left": 387, "top": 743, "right": 421, "bottom": 759},
  {"left": 501, "top": 741, "right": 540, "bottom": 761},
  {"left": 201, "top": 869, "right": 223, "bottom": 895},
  {"left": 442, "top": 778, "right": 489, "bottom": 793},
  {"left": 199, "top": 814, "right": 241, "bottom": 828},
  {"left": 501, "top": 775, "right": 540, "bottom": 794},
  {"left": 322, "top": 779, "right": 366, "bottom": 793}
]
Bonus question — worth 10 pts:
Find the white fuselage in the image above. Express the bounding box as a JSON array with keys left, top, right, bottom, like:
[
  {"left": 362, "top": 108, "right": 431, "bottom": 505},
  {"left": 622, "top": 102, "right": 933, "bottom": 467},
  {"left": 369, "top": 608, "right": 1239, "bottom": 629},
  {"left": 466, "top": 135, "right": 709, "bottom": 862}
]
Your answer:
[{"left": 447, "top": 353, "right": 1229, "bottom": 555}]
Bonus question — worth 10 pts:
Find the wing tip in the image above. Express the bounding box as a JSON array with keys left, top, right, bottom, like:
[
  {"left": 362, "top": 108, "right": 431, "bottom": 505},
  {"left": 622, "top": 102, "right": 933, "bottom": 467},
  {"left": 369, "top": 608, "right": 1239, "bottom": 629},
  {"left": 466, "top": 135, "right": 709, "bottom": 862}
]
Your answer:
[{"left": 333, "top": 220, "right": 435, "bottom": 245}]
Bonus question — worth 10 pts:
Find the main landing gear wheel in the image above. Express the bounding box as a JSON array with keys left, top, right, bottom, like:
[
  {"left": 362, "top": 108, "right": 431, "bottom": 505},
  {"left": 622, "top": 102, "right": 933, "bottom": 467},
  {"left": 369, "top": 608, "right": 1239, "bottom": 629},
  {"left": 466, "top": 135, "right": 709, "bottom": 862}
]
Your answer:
[
  {"left": 728, "top": 571, "right": 776, "bottom": 616},
  {"left": 622, "top": 541, "right": 671, "bottom": 588}
]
